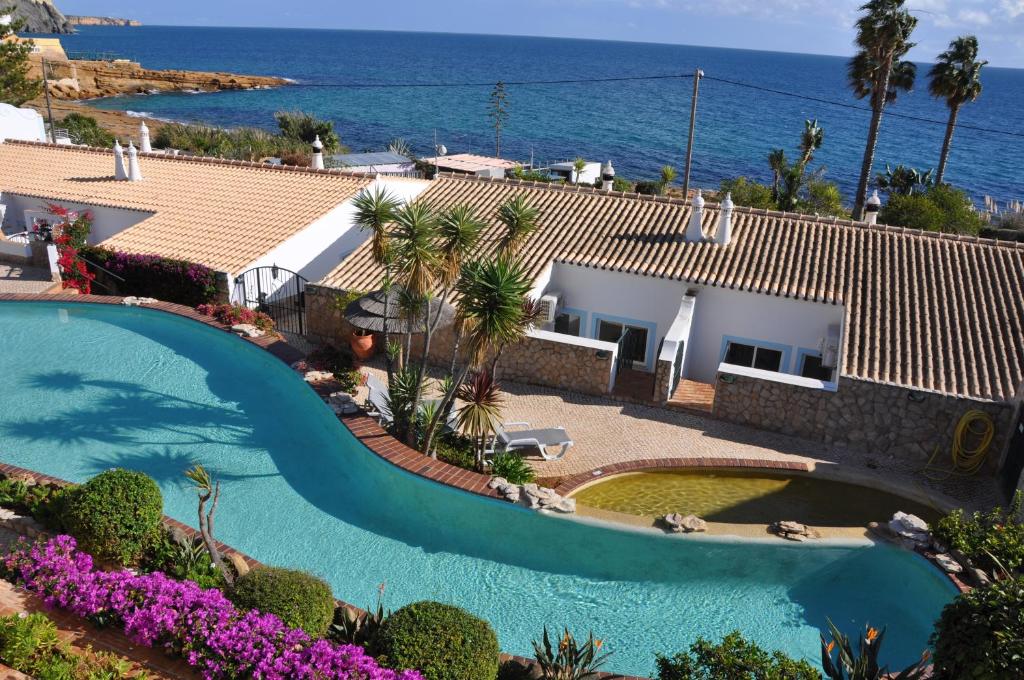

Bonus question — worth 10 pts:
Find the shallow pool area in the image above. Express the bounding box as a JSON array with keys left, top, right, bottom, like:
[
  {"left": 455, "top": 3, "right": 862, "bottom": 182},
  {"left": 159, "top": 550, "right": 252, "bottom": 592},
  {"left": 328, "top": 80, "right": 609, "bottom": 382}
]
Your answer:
[
  {"left": 0, "top": 302, "right": 956, "bottom": 677},
  {"left": 572, "top": 470, "right": 943, "bottom": 527}
]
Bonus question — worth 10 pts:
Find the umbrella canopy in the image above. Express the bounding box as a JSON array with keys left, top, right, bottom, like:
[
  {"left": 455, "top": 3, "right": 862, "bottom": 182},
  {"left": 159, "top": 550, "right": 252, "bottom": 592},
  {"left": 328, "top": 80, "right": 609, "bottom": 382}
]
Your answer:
[{"left": 344, "top": 288, "right": 456, "bottom": 334}]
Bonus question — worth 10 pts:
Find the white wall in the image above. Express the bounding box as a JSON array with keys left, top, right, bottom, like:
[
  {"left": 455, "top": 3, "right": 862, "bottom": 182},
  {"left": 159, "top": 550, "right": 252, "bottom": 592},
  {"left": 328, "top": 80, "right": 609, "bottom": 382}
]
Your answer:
[
  {"left": 234, "top": 177, "right": 431, "bottom": 302},
  {"left": 0, "top": 105, "right": 45, "bottom": 143},
  {"left": 541, "top": 263, "right": 689, "bottom": 372},
  {"left": 0, "top": 194, "right": 152, "bottom": 244},
  {"left": 684, "top": 286, "right": 845, "bottom": 383}
]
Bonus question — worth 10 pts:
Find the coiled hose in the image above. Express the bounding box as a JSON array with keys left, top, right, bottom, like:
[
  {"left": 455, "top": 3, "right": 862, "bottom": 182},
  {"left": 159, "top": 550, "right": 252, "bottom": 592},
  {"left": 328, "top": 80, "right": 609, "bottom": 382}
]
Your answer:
[{"left": 923, "top": 410, "right": 995, "bottom": 480}]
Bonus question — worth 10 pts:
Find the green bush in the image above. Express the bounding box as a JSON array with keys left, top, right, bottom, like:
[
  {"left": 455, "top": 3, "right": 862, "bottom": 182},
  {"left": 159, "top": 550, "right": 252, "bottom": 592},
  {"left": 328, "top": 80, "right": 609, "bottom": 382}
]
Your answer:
[
  {"left": 931, "top": 491, "right": 1024, "bottom": 573},
  {"left": 879, "top": 185, "right": 983, "bottom": 234},
  {"left": 0, "top": 612, "right": 135, "bottom": 678},
  {"left": 435, "top": 432, "right": 477, "bottom": 470},
  {"left": 489, "top": 451, "right": 536, "bottom": 485},
  {"left": 275, "top": 110, "right": 342, "bottom": 153},
  {"left": 373, "top": 601, "right": 500, "bottom": 680},
  {"left": 0, "top": 478, "right": 71, "bottom": 532},
  {"left": 930, "top": 576, "right": 1024, "bottom": 680},
  {"left": 62, "top": 469, "right": 163, "bottom": 566},
  {"left": 656, "top": 631, "right": 821, "bottom": 680},
  {"left": 719, "top": 177, "right": 776, "bottom": 210},
  {"left": 60, "top": 113, "right": 115, "bottom": 148},
  {"left": 229, "top": 566, "right": 336, "bottom": 637}
]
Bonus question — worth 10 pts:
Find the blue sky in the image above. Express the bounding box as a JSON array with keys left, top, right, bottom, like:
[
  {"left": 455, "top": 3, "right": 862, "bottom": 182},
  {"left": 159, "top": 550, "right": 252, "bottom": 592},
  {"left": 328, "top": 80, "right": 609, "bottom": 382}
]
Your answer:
[{"left": 59, "top": 0, "right": 1024, "bottom": 68}]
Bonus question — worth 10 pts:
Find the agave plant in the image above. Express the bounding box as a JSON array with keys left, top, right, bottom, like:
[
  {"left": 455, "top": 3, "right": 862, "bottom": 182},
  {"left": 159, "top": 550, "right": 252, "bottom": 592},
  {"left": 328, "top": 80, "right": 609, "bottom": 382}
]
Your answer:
[
  {"left": 532, "top": 627, "right": 611, "bottom": 680},
  {"left": 331, "top": 582, "right": 390, "bottom": 647},
  {"left": 820, "top": 620, "right": 929, "bottom": 680},
  {"left": 383, "top": 366, "right": 422, "bottom": 442}
]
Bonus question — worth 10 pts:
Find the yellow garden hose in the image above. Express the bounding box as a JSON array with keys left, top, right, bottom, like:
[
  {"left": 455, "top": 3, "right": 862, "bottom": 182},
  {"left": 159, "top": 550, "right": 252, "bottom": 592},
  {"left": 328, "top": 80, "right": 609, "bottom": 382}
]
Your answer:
[{"left": 923, "top": 410, "right": 995, "bottom": 480}]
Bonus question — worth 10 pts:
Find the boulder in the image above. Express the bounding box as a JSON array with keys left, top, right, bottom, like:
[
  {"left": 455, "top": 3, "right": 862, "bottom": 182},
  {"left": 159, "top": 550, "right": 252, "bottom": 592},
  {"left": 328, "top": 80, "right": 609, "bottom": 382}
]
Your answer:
[
  {"left": 888, "top": 512, "right": 930, "bottom": 547},
  {"left": 228, "top": 552, "right": 251, "bottom": 578},
  {"left": 662, "top": 513, "right": 707, "bottom": 533},
  {"left": 487, "top": 477, "right": 508, "bottom": 490},
  {"left": 121, "top": 296, "right": 157, "bottom": 307},
  {"left": 231, "top": 323, "right": 265, "bottom": 338},
  {"left": 769, "top": 520, "right": 819, "bottom": 541},
  {"left": 519, "top": 483, "right": 574, "bottom": 513},
  {"left": 303, "top": 370, "right": 335, "bottom": 383},
  {"left": 933, "top": 553, "right": 962, "bottom": 574}
]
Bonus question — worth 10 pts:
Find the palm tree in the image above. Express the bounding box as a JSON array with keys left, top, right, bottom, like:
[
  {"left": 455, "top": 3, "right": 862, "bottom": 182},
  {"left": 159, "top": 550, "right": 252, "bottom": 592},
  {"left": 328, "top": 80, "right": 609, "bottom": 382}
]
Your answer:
[
  {"left": 798, "top": 119, "right": 824, "bottom": 167},
  {"left": 455, "top": 370, "right": 504, "bottom": 469},
  {"left": 352, "top": 187, "right": 402, "bottom": 382},
  {"left": 767, "top": 149, "right": 788, "bottom": 201},
  {"left": 389, "top": 201, "right": 441, "bottom": 445},
  {"left": 421, "top": 256, "right": 534, "bottom": 457},
  {"left": 497, "top": 195, "right": 541, "bottom": 256},
  {"left": 437, "top": 204, "right": 486, "bottom": 379},
  {"left": 848, "top": 0, "right": 918, "bottom": 220},
  {"left": 660, "top": 165, "right": 677, "bottom": 191},
  {"left": 572, "top": 157, "right": 587, "bottom": 184},
  {"left": 928, "top": 36, "right": 987, "bottom": 186}
]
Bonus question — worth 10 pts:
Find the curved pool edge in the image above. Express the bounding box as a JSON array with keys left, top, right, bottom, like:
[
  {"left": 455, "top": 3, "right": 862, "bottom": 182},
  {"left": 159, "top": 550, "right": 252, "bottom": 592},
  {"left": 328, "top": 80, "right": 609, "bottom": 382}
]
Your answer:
[{"left": 0, "top": 295, "right": 969, "bottom": 670}]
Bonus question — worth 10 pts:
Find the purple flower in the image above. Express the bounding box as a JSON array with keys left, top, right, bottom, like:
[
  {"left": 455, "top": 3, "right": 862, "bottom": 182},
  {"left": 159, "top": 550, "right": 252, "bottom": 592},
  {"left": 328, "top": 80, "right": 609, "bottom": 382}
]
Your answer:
[{"left": 4, "top": 537, "right": 422, "bottom": 680}]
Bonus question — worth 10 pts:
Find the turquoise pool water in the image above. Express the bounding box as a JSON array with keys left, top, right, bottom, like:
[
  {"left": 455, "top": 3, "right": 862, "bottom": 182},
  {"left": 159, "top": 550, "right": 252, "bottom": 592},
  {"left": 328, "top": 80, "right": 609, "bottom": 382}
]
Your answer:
[{"left": 0, "top": 302, "right": 955, "bottom": 676}]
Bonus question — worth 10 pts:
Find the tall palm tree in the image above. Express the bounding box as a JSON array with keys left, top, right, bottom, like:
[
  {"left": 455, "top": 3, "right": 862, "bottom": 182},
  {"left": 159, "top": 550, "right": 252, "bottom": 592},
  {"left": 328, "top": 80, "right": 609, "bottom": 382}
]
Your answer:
[
  {"left": 848, "top": 0, "right": 918, "bottom": 220},
  {"left": 352, "top": 187, "right": 402, "bottom": 382},
  {"left": 422, "top": 255, "right": 533, "bottom": 457},
  {"left": 389, "top": 201, "right": 441, "bottom": 445},
  {"left": 928, "top": 35, "right": 987, "bottom": 186},
  {"left": 437, "top": 204, "right": 486, "bottom": 379},
  {"left": 767, "top": 148, "right": 788, "bottom": 201},
  {"left": 497, "top": 195, "right": 541, "bottom": 256}
]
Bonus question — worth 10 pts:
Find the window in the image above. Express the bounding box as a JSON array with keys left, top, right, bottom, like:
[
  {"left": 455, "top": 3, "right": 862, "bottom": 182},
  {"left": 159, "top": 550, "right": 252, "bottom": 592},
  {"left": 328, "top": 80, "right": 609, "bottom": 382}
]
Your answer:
[
  {"left": 597, "top": 319, "right": 648, "bottom": 365},
  {"left": 554, "top": 312, "right": 581, "bottom": 337},
  {"left": 723, "top": 341, "right": 783, "bottom": 372},
  {"left": 800, "top": 354, "right": 834, "bottom": 381}
]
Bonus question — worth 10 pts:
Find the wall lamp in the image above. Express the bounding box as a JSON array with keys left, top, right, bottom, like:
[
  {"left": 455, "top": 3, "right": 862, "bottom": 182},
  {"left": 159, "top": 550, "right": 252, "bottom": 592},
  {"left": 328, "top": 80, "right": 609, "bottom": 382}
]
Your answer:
[
  {"left": 595, "top": 350, "right": 611, "bottom": 359},
  {"left": 719, "top": 373, "right": 737, "bottom": 384},
  {"left": 907, "top": 391, "right": 926, "bottom": 403}
]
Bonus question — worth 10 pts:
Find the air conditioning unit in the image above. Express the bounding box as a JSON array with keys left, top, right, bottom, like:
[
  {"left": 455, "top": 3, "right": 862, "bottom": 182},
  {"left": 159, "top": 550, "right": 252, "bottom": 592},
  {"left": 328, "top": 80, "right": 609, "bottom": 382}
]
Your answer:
[
  {"left": 537, "top": 293, "right": 561, "bottom": 324},
  {"left": 818, "top": 323, "right": 841, "bottom": 369}
]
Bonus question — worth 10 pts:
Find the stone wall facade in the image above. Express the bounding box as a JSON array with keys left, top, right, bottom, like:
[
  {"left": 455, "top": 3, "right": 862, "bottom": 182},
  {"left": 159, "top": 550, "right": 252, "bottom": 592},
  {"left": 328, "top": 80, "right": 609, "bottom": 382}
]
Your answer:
[
  {"left": 713, "top": 373, "right": 1017, "bottom": 467},
  {"left": 652, "top": 357, "right": 673, "bottom": 403}
]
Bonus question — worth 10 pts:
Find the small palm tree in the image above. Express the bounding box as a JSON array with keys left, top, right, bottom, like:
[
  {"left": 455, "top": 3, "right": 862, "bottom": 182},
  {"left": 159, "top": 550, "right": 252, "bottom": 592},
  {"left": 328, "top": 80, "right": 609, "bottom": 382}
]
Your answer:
[
  {"left": 767, "top": 149, "right": 788, "bottom": 201},
  {"left": 497, "top": 195, "right": 541, "bottom": 256},
  {"left": 184, "top": 464, "right": 233, "bottom": 586},
  {"left": 848, "top": 0, "right": 918, "bottom": 220},
  {"left": 928, "top": 35, "right": 987, "bottom": 186},
  {"left": 572, "top": 157, "right": 587, "bottom": 184},
  {"left": 455, "top": 370, "right": 504, "bottom": 468},
  {"left": 660, "top": 165, "right": 677, "bottom": 191},
  {"left": 352, "top": 187, "right": 402, "bottom": 382}
]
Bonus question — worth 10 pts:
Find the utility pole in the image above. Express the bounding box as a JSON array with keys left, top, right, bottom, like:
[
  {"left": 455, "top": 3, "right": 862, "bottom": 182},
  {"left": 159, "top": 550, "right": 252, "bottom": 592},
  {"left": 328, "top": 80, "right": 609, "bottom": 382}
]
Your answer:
[
  {"left": 41, "top": 57, "right": 56, "bottom": 143},
  {"left": 681, "top": 67, "right": 703, "bottom": 201}
]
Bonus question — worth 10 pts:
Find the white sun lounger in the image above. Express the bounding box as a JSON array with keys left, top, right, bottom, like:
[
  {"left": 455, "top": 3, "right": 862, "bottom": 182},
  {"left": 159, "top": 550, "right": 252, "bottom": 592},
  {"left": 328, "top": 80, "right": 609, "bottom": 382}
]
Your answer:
[{"left": 486, "top": 421, "right": 574, "bottom": 461}]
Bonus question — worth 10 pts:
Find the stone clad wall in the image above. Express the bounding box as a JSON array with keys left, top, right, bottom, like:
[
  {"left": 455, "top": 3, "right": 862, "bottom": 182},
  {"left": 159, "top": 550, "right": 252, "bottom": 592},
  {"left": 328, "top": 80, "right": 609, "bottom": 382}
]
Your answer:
[
  {"left": 713, "top": 373, "right": 1016, "bottom": 466},
  {"left": 653, "top": 357, "right": 673, "bottom": 403},
  {"left": 305, "top": 284, "right": 354, "bottom": 346}
]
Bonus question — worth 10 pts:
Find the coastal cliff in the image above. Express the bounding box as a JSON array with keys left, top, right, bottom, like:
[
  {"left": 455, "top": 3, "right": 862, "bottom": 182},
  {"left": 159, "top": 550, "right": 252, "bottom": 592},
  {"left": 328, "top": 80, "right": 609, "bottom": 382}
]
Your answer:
[
  {"left": 66, "top": 16, "right": 141, "bottom": 27},
  {"left": 31, "top": 57, "right": 290, "bottom": 99},
  {"left": 7, "top": 0, "right": 73, "bottom": 33}
]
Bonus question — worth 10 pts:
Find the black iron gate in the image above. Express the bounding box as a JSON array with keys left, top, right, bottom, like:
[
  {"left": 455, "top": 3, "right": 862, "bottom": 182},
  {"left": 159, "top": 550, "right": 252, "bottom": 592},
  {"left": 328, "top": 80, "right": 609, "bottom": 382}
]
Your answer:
[
  {"left": 234, "top": 266, "right": 308, "bottom": 335},
  {"left": 616, "top": 328, "right": 645, "bottom": 374},
  {"left": 1000, "top": 407, "right": 1024, "bottom": 501}
]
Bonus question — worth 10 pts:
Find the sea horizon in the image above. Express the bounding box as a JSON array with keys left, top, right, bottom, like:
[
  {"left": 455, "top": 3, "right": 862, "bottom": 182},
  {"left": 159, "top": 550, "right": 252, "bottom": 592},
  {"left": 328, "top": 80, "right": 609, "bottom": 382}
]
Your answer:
[{"left": 40, "top": 25, "right": 1024, "bottom": 204}]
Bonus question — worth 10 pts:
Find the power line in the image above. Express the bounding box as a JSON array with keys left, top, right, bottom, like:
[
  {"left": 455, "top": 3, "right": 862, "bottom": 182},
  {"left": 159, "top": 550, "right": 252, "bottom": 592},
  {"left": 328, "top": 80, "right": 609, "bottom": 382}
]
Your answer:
[
  {"left": 308, "top": 73, "right": 694, "bottom": 89},
  {"left": 702, "top": 75, "right": 1024, "bottom": 139}
]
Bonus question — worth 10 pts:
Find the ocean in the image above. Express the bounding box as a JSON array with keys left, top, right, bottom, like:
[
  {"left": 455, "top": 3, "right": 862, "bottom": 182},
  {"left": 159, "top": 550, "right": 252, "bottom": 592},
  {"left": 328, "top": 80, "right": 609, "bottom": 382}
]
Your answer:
[{"left": 45, "top": 26, "right": 1024, "bottom": 203}]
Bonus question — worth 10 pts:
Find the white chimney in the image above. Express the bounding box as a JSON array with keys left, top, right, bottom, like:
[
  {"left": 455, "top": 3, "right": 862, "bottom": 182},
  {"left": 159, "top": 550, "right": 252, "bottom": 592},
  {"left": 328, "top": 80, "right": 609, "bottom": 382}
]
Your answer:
[
  {"left": 127, "top": 142, "right": 143, "bottom": 181},
  {"left": 685, "top": 189, "right": 705, "bottom": 242},
  {"left": 713, "top": 192, "right": 734, "bottom": 246},
  {"left": 311, "top": 135, "right": 324, "bottom": 170},
  {"left": 864, "top": 189, "right": 881, "bottom": 225},
  {"left": 139, "top": 121, "right": 151, "bottom": 153},
  {"left": 113, "top": 140, "right": 128, "bottom": 180},
  {"left": 600, "top": 160, "right": 615, "bottom": 191}
]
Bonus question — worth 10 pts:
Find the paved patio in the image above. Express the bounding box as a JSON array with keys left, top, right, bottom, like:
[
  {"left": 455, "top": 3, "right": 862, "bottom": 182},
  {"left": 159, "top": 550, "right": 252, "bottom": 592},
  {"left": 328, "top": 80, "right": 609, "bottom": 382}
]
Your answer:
[
  {"left": 0, "top": 262, "right": 57, "bottom": 294},
  {"left": 357, "top": 363, "right": 1003, "bottom": 511}
]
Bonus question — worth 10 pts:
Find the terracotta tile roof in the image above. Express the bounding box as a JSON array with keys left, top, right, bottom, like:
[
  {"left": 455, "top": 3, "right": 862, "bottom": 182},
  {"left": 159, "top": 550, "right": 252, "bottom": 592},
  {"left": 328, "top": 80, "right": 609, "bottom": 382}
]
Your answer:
[
  {"left": 322, "top": 174, "right": 1024, "bottom": 402},
  {"left": 0, "top": 141, "right": 372, "bottom": 274}
]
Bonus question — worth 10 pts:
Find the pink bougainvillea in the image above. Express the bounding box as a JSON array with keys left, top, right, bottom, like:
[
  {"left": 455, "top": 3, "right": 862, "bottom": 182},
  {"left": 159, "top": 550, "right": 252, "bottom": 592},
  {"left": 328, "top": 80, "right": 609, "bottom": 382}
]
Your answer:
[
  {"left": 3, "top": 536, "right": 421, "bottom": 680},
  {"left": 196, "top": 303, "right": 275, "bottom": 332}
]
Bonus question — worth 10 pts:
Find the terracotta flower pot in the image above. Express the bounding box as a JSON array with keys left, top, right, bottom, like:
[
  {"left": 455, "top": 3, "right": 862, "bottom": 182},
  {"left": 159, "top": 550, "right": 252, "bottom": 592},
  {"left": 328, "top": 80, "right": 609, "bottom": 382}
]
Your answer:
[{"left": 350, "top": 330, "right": 375, "bottom": 360}]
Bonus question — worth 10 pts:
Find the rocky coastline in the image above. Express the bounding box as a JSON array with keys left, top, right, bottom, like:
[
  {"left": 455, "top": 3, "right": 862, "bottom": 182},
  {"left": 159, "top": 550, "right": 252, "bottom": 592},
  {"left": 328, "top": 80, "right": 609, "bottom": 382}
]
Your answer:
[
  {"left": 7, "top": 0, "right": 73, "bottom": 33},
  {"left": 66, "top": 16, "right": 141, "bottom": 27}
]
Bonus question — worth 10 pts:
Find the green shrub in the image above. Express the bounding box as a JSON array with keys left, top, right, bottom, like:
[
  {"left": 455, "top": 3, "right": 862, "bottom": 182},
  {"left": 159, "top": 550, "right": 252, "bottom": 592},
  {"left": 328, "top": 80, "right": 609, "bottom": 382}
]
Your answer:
[
  {"left": 925, "top": 184, "right": 983, "bottom": 234},
  {"left": 931, "top": 490, "right": 1024, "bottom": 573},
  {"left": 62, "top": 469, "right": 163, "bottom": 566},
  {"left": 719, "top": 177, "right": 776, "bottom": 210},
  {"left": 656, "top": 631, "right": 821, "bottom": 680},
  {"left": 0, "top": 612, "right": 61, "bottom": 673},
  {"left": 879, "top": 185, "right": 983, "bottom": 234},
  {"left": 373, "top": 601, "right": 500, "bottom": 680},
  {"left": 435, "top": 432, "right": 476, "bottom": 470},
  {"left": 489, "top": 451, "right": 535, "bottom": 485},
  {"left": 635, "top": 180, "right": 662, "bottom": 196},
  {"left": 275, "top": 110, "right": 342, "bottom": 153},
  {"left": 60, "top": 113, "right": 115, "bottom": 148},
  {"left": 797, "top": 179, "right": 849, "bottom": 219},
  {"left": 0, "top": 479, "right": 71, "bottom": 531},
  {"left": 930, "top": 576, "right": 1024, "bottom": 680},
  {"left": 229, "top": 566, "right": 335, "bottom": 637}
]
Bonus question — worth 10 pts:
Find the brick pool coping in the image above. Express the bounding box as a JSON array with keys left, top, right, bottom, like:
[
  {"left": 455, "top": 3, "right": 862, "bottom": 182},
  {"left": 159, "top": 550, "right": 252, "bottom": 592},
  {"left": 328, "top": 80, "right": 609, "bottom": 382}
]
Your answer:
[{"left": 0, "top": 293, "right": 965, "bottom": 675}]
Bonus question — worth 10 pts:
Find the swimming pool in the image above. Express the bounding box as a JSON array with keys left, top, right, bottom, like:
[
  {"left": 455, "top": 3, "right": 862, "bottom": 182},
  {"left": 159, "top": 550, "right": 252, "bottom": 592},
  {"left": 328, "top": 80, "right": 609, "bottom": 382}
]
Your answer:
[{"left": 0, "top": 302, "right": 955, "bottom": 676}]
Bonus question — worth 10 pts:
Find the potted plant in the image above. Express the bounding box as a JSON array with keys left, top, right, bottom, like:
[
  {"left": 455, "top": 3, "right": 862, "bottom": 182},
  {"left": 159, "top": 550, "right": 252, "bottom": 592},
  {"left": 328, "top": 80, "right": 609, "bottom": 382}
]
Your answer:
[{"left": 350, "top": 328, "right": 375, "bottom": 360}]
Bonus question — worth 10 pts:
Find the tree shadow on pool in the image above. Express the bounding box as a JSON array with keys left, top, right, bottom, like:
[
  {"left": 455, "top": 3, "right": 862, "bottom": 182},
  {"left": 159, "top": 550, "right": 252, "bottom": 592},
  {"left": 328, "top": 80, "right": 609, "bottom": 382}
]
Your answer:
[{"left": 79, "top": 447, "right": 281, "bottom": 489}]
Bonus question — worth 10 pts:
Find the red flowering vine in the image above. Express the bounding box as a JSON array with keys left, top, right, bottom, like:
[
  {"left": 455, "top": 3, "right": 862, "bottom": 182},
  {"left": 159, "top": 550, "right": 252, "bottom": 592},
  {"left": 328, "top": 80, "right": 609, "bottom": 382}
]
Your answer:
[{"left": 46, "top": 204, "right": 95, "bottom": 295}]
